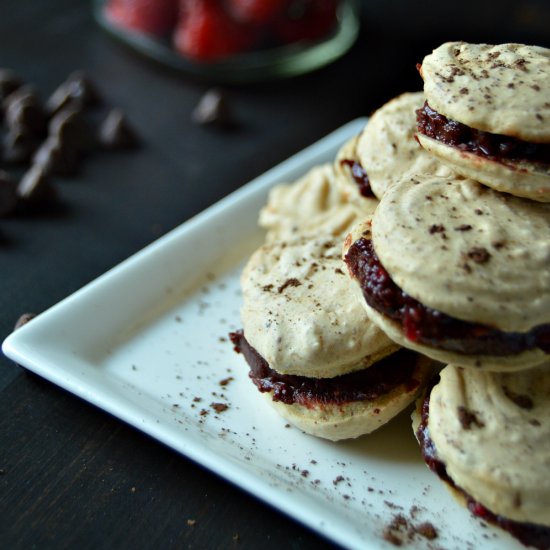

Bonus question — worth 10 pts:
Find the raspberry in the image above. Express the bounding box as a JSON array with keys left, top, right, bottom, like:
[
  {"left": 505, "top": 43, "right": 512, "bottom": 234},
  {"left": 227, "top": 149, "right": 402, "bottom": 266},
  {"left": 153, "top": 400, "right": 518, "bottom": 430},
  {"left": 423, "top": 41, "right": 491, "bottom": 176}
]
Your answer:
[
  {"left": 227, "top": 0, "right": 289, "bottom": 24},
  {"left": 274, "top": 0, "right": 338, "bottom": 44},
  {"left": 174, "top": 0, "right": 256, "bottom": 61},
  {"left": 104, "top": 0, "right": 178, "bottom": 36}
]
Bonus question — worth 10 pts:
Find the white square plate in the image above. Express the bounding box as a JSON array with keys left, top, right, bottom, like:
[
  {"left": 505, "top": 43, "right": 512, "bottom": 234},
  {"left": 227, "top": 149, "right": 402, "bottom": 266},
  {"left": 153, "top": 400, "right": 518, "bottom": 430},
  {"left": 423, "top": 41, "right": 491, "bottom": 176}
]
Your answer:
[{"left": 3, "top": 119, "right": 521, "bottom": 550}]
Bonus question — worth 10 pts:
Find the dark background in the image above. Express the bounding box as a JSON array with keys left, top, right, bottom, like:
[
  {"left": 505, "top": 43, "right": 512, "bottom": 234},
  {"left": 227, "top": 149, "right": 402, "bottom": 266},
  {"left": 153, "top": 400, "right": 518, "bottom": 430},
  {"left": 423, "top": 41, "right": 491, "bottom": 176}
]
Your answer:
[{"left": 1, "top": 1, "right": 548, "bottom": 548}]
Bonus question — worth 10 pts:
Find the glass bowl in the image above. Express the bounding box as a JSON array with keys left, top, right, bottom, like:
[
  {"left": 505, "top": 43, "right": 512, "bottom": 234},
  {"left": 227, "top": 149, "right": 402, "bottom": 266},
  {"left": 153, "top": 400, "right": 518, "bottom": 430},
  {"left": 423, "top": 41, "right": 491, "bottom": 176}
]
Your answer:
[{"left": 93, "top": 0, "right": 360, "bottom": 83}]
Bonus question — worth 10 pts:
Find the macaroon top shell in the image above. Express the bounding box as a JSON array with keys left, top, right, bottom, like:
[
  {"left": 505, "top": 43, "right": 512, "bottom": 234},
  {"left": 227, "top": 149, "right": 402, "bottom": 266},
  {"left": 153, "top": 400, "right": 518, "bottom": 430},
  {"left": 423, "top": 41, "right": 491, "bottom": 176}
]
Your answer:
[
  {"left": 371, "top": 175, "right": 550, "bottom": 332},
  {"left": 241, "top": 235, "right": 398, "bottom": 378},
  {"left": 420, "top": 41, "right": 550, "bottom": 143}
]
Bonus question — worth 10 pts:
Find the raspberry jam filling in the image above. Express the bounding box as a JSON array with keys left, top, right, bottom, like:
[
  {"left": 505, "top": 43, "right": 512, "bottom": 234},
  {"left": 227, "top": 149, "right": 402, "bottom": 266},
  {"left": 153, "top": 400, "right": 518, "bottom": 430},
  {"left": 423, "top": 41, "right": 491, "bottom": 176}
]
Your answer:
[
  {"left": 339, "top": 159, "right": 376, "bottom": 198},
  {"left": 344, "top": 237, "right": 550, "bottom": 356},
  {"left": 416, "top": 101, "right": 550, "bottom": 165},
  {"left": 229, "top": 330, "right": 420, "bottom": 407},
  {"left": 416, "top": 384, "right": 550, "bottom": 550}
]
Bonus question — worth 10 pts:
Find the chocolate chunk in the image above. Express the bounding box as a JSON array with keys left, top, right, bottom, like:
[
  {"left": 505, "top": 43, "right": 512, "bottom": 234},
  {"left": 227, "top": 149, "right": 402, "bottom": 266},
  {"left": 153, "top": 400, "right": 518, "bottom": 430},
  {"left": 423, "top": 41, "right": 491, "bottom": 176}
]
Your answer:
[
  {"left": 32, "top": 136, "right": 78, "bottom": 175},
  {"left": 2, "top": 127, "right": 36, "bottom": 164},
  {"left": 0, "top": 68, "right": 22, "bottom": 102},
  {"left": 3, "top": 86, "right": 46, "bottom": 138},
  {"left": 49, "top": 107, "right": 95, "bottom": 153},
  {"left": 45, "top": 70, "right": 100, "bottom": 115},
  {"left": 16, "top": 164, "right": 56, "bottom": 204},
  {"left": 98, "top": 108, "right": 138, "bottom": 149},
  {"left": 191, "top": 88, "right": 231, "bottom": 127},
  {"left": 0, "top": 170, "right": 18, "bottom": 216},
  {"left": 14, "top": 313, "right": 36, "bottom": 330}
]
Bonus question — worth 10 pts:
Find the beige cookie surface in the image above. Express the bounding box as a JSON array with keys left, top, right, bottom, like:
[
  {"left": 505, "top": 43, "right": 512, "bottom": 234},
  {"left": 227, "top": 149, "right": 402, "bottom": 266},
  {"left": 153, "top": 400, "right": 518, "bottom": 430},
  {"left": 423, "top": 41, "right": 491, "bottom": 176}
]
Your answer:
[
  {"left": 241, "top": 235, "right": 397, "bottom": 378},
  {"left": 259, "top": 163, "right": 375, "bottom": 243},
  {"left": 371, "top": 175, "right": 550, "bottom": 332},
  {"left": 420, "top": 41, "right": 550, "bottom": 142},
  {"left": 417, "top": 133, "right": 550, "bottom": 202},
  {"left": 356, "top": 92, "right": 453, "bottom": 199},
  {"left": 427, "top": 363, "right": 550, "bottom": 525},
  {"left": 266, "top": 353, "right": 434, "bottom": 441}
]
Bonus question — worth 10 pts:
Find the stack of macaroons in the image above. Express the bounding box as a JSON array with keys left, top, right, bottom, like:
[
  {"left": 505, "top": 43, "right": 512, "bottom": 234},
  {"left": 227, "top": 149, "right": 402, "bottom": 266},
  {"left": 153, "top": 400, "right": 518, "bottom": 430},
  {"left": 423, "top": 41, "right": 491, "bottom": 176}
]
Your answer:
[
  {"left": 230, "top": 145, "right": 434, "bottom": 441},
  {"left": 342, "top": 41, "right": 550, "bottom": 548}
]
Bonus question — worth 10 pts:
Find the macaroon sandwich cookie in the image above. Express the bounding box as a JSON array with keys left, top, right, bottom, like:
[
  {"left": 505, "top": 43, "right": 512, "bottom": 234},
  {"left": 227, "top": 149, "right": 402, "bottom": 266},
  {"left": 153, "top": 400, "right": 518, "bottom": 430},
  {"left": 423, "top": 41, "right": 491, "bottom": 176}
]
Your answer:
[
  {"left": 343, "top": 175, "right": 550, "bottom": 370},
  {"left": 231, "top": 232, "right": 433, "bottom": 441},
  {"left": 416, "top": 41, "right": 550, "bottom": 202},
  {"left": 259, "top": 163, "right": 371, "bottom": 243},
  {"left": 412, "top": 362, "right": 550, "bottom": 549},
  {"left": 354, "top": 92, "right": 453, "bottom": 199}
]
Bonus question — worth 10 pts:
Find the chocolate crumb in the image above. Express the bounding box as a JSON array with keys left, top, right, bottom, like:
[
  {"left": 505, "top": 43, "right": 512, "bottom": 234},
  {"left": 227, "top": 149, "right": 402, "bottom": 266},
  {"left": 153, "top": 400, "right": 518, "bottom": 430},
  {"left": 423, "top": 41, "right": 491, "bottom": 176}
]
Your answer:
[
  {"left": 457, "top": 406, "right": 485, "bottom": 430},
  {"left": 414, "top": 521, "right": 438, "bottom": 540},
  {"left": 383, "top": 514, "right": 409, "bottom": 546},
  {"left": 210, "top": 402, "right": 229, "bottom": 413},
  {"left": 219, "top": 377, "right": 234, "bottom": 387},
  {"left": 467, "top": 247, "right": 491, "bottom": 264},
  {"left": 455, "top": 224, "right": 472, "bottom": 231},
  {"left": 333, "top": 475, "right": 345, "bottom": 486}
]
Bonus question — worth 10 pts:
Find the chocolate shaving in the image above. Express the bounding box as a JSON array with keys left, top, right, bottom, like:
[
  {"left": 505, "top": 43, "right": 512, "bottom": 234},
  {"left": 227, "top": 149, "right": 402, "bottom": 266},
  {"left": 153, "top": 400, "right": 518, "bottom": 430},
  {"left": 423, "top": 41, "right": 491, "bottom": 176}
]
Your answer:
[
  {"left": 457, "top": 406, "right": 485, "bottom": 430},
  {"left": 277, "top": 278, "right": 301, "bottom": 294},
  {"left": 429, "top": 224, "right": 445, "bottom": 234},
  {"left": 503, "top": 386, "right": 534, "bottom": 410}
]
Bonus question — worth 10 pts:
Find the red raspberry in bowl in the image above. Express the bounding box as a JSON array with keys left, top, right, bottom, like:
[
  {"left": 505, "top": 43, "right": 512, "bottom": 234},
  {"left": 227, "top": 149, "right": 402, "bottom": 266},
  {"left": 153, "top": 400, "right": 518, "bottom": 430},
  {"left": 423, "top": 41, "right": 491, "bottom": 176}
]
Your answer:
[
  {"left": 174, "top": 0, "right": 257, "bottom": 61},
  {"left": 104, "top": 0, "right": 178, "bottom": 36},
  {"left": 274, "top": 0, "right": 339, "bottom": 44},
  {"left": 226, "top": 0, "right": 289, "bottom": 24}
]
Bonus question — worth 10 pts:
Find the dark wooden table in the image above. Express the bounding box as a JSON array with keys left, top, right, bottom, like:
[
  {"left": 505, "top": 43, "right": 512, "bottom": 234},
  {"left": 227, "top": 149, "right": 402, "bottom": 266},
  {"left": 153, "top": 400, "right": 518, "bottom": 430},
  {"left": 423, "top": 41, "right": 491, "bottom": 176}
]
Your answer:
[{"left": 1, "top": 1, "right": 548, "bottom": 548}]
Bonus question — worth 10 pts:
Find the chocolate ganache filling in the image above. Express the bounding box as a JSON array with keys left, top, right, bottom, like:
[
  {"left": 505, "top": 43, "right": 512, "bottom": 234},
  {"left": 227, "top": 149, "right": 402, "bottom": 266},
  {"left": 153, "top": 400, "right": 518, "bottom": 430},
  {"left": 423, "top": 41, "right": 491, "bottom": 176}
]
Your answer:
[
  {"left": 417, "top": 383, "right": 550, "bottom": 550},
  {"left": 339, "top": 159, "right": 376, "bottom": 198},
  {"left": 229, "top": 330, "right": 420, "bottom": 407},
  {"left": 416, "top": 101, "right": 550, "bottom": 165},
  {"left": 344, "top": 237, "right": 550, "bottom": 356}
]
